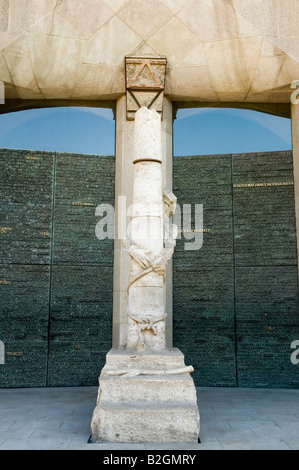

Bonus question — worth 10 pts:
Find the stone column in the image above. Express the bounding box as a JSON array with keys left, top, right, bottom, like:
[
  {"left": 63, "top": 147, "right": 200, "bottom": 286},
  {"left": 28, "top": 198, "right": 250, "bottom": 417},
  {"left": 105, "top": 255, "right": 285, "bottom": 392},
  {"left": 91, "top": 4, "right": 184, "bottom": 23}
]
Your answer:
[
  {"left": 291, "top": 103, "right": 299, "bottom": 277},
  {"left": 112, "top": 95, "right": 173, "bottom": 349},
  {"left": 125, "top": 107, "right": 166, "bottom": 350},
  {"left": 123, "top": 106, "right": 177, "bottom": 352},
  {"left": 112, "top": 95, "right": 134, "bottom": 349},
  {"left": 91, "top": 105, "right": 199, "bottom": 443},
  {"left": 90, "top": 57, "right": 199, "bottom": 442},
  {"left": 161, "top": 97, "right": 174, "bottom": 348}
]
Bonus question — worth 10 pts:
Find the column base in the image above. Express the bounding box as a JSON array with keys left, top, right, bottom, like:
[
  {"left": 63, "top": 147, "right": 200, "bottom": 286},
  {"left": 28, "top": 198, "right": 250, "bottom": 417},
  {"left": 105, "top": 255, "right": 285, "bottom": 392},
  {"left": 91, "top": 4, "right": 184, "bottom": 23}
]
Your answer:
[{"left": 90, "top": 348, "right": 200, "bottom": 443}]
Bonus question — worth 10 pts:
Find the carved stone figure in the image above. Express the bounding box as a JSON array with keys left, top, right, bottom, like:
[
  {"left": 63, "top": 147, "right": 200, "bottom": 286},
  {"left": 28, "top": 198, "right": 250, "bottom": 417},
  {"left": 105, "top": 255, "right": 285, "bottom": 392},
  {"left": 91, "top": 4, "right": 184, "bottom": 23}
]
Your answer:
[
  {"left": 124, "top": 189, "right": 177, "bottom": 350},
  {"left": 123, "top": 107, "right": 178, "bottom": 351}
]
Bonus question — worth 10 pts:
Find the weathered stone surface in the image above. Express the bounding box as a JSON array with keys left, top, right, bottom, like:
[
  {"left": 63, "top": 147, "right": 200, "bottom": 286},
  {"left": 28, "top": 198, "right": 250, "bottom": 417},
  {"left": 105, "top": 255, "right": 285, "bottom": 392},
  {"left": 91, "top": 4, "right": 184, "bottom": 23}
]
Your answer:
[
  {"left": 91, "top": 107, "right": 199, "bottom": 442},
  {"left": 91, "top": 348, "right": 199, "bottom": 443},
  {"left": 102, "top": 346, "right": 191, "bottom": 372},
  {"left": 125, "top": 58, "right": 167, "bottom": 119},
  {"left": 0, "top": 0, "right": 9, "bottom": 32},
  {"left": 1, "top": 0, "right": 299, "bottom": 104},
  {"left": 133, "top": 107, "right": 162, "bottom": 161},
  {"left": 92, "top": 403, "right": 199, "bottom": 443},
  {"left": 51, "top": 0, "right": 114, "bottom": 40},
  {"left": 84, "top": 16, "right": 141, "bottom": 66}
]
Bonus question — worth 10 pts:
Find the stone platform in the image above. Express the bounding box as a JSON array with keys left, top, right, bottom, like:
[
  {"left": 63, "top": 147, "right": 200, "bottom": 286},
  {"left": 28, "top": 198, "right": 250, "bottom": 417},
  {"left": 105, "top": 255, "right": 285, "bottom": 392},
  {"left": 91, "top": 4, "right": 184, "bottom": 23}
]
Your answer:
[{"left": 90, "top": 348, "right": 200, "bottom": 443}]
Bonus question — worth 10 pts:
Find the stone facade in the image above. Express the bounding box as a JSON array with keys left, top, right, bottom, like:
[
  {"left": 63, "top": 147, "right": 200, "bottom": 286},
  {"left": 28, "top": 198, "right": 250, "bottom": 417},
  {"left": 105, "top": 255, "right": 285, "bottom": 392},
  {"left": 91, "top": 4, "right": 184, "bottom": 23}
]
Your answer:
[{"left": 0, "top": 0, "right": 299, "bottom": 109}]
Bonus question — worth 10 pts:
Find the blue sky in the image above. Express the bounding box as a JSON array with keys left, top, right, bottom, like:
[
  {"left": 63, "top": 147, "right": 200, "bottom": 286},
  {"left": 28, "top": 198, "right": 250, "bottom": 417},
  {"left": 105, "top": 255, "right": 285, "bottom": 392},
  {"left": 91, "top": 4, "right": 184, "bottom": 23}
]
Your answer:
[
  {"left": 0, "top": 106, "right": 292, "bottom": 156},
  {"left": 174, "top": 108, "right": 292, "bottom": 156}
]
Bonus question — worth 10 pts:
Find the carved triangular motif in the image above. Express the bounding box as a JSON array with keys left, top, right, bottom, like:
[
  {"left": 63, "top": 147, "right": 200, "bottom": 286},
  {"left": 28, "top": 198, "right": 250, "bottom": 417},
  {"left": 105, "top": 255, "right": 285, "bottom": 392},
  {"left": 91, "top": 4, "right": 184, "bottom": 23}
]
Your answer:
[
  {"left": 130, "top": 90, "right": 160, "bottom": 108},
  {"left": 150, "top": 90, "right": 163, "bottom": 112},
  {"left": 128, "top": 60, "right": 163, "bottom": 89},
  {"left": 126, "top": 90, "right": 140, "bottom": 112},
  {"left": 125, "top": 57, "right": 166, "bottom": 119}
]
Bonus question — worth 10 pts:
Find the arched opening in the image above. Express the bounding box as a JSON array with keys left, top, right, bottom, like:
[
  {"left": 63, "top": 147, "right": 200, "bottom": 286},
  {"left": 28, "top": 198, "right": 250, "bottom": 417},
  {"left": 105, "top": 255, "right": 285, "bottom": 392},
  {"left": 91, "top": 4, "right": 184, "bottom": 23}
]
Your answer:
[
  {"left": 172, "top": 107, "right": 298, "bottom": 388},
  {"left": 173, "top": 107, "right": 292, "bottom": 156},
  {"left": 0, "top": 106, "right": 115, "bottom": 155},
  {"left": 0, "top": 106, "right": 115, "bottom": 387}
]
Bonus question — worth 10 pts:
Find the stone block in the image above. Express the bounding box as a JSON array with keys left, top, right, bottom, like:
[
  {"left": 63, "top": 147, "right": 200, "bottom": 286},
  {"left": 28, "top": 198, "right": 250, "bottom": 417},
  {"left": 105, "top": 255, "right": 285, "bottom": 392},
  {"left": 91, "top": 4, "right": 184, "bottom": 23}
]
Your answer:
[
  {"left": 29, "top": 33, "right": 86, "bottom": 92},
  {"left": 84, "top": 16, "right": 141, "bottom": 66},
  {"left": 91, "top": 402, "right": 199, "bottom": 443},
  {"left": 204, "top": 36, "right": 262, "bottom": 93},
  {"left": 173, "top": 151, "right": 298, "bottom": 388},
  {"left": 51, "top": 0, "right": 114, "bottom": 39},
  {"left": 90, "top": 348, "right": 200, "bottom": 443},
  {"left": 118, "top": 0, "right": 172, "bottom": 40},
  {"left": 103, "top": 347, "right": 189, "bottom": 370},
  {"left": 147, "top": 17, "right": 198, "bottom": 66},
  {"left": 98, "top": 374, "right": 197, "bottom": 404}
]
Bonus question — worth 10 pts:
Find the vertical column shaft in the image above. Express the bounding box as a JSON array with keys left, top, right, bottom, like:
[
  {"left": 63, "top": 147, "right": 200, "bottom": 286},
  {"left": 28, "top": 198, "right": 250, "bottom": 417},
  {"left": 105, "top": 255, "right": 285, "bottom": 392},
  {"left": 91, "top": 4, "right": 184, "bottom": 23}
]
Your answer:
[
  {"left": 113, "top": 96, "right": 173, "bottom": 349},
  {"left": 113, "top": 96, "right": 134, "bottom": 348},
  {"left": 126, "top": 107, "right": 165, "bottom": 350},
  {"left": 161, "top": 97, "right": 173, "bottom": 348}
]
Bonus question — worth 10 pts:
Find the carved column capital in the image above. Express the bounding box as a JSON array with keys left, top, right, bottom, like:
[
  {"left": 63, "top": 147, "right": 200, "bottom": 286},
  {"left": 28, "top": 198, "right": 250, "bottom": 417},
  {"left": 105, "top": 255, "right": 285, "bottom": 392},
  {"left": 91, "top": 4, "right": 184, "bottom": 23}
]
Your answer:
[{"left": 125, "top": 57, "right": 167, "bottom": 120}]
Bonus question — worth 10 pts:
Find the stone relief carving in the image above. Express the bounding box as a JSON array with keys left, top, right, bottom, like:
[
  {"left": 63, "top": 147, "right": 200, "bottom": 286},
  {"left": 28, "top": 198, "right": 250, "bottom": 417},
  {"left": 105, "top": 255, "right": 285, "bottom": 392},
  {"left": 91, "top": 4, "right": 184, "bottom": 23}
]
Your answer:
[
  {"left": 124, "top": 188, "right": 177, "bottom": 351},
  {"left": 103, "top": 365, "right": 194, "bottom": 378},
  {"left": 125, "top": 57, "right": 167, "bottom": 120}
]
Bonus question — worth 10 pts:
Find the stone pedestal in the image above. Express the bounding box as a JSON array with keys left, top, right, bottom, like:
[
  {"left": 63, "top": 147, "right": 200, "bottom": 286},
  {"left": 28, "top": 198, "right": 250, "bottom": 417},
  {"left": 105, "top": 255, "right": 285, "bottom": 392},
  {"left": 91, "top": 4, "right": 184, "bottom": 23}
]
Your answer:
[{"left": 90, "top": 348, "right": 200, "bottom": 443}]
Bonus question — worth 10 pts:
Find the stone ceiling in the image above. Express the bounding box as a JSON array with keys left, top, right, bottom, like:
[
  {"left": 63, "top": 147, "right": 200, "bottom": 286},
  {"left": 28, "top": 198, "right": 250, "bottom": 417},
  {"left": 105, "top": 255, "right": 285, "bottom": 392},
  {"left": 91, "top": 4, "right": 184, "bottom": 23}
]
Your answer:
[{"left": 0, "top": 0, "right": 299, "bottom": 111}]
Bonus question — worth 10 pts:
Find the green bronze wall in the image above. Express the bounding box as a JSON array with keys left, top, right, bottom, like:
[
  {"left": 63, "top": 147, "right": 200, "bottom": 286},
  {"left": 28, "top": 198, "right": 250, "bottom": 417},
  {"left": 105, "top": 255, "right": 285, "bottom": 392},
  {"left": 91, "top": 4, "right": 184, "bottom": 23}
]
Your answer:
[
  {"left": 0, "top": 149, "right": 114, "bottom": 387},
  {"left": 0, "top": 148, "right": 298, "bottom": 388},
  {"left": 173, "top": 151, "right": 299, "bottom": 388}
]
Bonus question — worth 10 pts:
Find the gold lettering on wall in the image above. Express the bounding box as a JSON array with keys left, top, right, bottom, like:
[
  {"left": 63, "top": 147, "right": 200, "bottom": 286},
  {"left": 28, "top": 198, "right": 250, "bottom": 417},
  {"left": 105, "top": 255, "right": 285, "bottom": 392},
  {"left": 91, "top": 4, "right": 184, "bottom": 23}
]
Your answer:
[
  {"left": 234, "top": 182, "right": 294, "bottom": 188},
  {"left": 0, "top": 227, "right": 12, "bottom": 234},
  {"left": 72, "top": 202, "right": 95, "bottom": 207},
  {"left": 0, "top": 280, "right": 11, "bottom": 285},
  {"left": 179, "top": 228, "right": 210, "bottom": 233}
]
